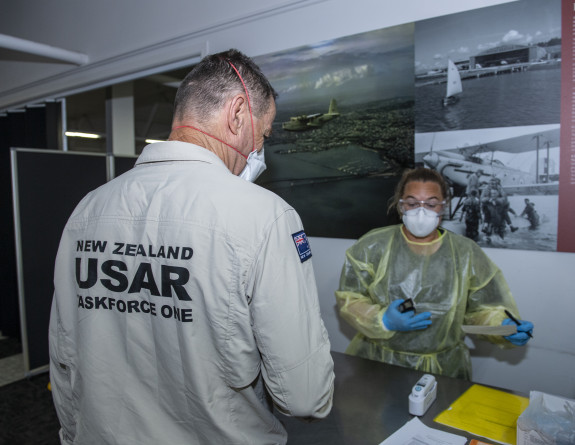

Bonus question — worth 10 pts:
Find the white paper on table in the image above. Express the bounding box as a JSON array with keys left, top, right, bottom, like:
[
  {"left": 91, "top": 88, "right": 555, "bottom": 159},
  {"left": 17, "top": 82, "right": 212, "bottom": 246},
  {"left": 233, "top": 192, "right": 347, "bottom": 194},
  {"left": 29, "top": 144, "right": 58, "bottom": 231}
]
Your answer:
[
  {"left": 461, "top": 325, "right": 516, "bottom": 336},
  {"left": 379, "top": 417, "right": 467, "bottom": 445}
]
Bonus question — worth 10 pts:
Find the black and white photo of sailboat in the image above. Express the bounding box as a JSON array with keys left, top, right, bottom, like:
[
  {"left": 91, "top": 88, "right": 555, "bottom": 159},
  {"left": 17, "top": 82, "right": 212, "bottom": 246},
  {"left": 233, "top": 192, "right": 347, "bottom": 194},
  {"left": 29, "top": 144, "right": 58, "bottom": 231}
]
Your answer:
[
  {"left": 415, "top": 0, "right": 561, "bottom": 132},
  {"left": 442, "top": 59, "right": 462, "bottom": 106}
]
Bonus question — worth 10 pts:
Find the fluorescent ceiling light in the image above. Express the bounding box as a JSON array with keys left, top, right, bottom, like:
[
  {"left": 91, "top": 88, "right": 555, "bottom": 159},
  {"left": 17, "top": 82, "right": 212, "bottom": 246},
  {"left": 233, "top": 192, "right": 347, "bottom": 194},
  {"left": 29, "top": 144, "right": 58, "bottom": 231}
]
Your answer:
[
  {"left": 65, "top": 131, "right": 101, "bottom": 139},
  {"left": 145, "top": 139, "right": 164, "bottom": 143},
  {"left": 0, "top": 33, "right": 88, "bottom": 65}
]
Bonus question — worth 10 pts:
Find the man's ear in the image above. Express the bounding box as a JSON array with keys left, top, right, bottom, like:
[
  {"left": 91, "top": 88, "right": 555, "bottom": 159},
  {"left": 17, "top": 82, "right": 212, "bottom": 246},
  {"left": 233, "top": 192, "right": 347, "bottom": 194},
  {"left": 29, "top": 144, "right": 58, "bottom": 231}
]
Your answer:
[{"left": 227, "top": 94, "right": 248, "bottom": 136}]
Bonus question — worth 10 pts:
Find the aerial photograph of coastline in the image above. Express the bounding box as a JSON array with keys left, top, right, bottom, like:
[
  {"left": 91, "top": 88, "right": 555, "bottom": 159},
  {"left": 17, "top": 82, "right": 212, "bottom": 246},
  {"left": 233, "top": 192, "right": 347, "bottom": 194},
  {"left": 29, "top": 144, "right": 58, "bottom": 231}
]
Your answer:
[{"left": 254, "top": 24, "right": 415, "bottom": 239}]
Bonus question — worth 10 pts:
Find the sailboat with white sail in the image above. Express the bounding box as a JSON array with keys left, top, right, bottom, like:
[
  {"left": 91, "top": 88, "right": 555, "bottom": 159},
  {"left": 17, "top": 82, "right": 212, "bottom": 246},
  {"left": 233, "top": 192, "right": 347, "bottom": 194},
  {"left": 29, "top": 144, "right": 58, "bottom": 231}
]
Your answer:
[{"left": 442, "top": 59, "right": 462, "bottom": 106}]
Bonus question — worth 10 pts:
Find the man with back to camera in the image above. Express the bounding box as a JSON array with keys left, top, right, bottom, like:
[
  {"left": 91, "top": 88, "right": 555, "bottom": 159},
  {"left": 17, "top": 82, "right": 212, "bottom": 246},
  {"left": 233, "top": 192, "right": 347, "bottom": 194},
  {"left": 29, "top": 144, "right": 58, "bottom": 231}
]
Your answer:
[{"left": 49, "top": 49, "right": 334, "bottom": 445}]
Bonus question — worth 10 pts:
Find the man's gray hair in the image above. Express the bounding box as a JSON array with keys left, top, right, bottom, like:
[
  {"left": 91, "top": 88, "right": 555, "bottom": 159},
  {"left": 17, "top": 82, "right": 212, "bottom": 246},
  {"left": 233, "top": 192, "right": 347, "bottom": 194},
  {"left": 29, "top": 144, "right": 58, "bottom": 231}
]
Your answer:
[{"left": 174, "top": 49, "right": 277, "bottom": 125}]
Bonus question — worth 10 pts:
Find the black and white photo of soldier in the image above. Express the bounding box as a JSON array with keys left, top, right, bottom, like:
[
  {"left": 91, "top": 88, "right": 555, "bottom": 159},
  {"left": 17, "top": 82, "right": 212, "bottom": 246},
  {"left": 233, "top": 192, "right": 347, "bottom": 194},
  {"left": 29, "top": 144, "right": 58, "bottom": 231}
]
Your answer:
[{"left": 415, "top": 125, "right": 559, "bottom": 252}]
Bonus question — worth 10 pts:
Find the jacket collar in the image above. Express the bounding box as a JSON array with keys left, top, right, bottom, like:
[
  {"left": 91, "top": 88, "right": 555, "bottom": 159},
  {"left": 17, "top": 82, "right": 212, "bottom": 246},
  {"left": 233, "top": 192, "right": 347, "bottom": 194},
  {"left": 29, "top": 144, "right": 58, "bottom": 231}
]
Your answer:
[{"left": 135, "top": 141, "right": 227, "bottom": 169}]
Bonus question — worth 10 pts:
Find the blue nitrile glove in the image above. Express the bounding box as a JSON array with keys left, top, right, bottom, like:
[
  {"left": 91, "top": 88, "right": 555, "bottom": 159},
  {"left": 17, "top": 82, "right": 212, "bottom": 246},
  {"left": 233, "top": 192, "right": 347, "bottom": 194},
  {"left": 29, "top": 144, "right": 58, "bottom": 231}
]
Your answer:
[
  {"left": 382, "top": 299, "right": 432, "bottom": 332},
  {"left": 502, "top": 318, "right": 534, "bottom": 346}
]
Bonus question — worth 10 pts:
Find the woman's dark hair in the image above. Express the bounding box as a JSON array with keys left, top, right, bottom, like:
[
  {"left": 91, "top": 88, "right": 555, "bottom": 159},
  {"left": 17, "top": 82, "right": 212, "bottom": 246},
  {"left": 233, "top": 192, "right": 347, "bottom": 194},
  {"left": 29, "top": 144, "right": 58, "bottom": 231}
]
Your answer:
[{"left": 388, "top": 167, "right": 450, "bottom": 215}]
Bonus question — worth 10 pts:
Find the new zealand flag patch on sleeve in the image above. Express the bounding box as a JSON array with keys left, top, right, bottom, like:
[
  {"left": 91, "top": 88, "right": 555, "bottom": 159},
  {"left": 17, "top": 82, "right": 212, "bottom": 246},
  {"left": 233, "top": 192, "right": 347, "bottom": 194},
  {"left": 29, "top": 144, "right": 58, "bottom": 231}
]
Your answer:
[{"left": 292, "top": 230, "right": 312, "bottom": 263}]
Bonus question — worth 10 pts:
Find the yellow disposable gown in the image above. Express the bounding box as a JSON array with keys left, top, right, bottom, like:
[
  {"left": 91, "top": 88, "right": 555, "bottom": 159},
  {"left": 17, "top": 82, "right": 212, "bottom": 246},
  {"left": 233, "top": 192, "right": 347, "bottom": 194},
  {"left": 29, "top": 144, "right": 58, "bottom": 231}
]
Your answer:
[{"left": 335, "top": 225, "right": 519, "bottom": 380}]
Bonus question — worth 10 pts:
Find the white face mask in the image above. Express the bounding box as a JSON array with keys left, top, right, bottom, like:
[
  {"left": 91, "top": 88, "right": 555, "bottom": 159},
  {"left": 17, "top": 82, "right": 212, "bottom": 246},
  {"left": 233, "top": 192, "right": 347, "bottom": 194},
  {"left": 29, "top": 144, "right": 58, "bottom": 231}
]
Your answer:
[
  {"left": 402, "top": 207, "right": 440, "bottom": 238},
  {"left": 239, "top": 146, "right": 266, "bottom": 182}
]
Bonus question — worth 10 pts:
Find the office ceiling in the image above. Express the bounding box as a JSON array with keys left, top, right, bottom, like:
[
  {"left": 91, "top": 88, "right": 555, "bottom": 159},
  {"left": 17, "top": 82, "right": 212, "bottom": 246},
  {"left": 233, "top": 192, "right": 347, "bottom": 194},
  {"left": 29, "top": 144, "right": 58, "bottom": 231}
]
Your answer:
[
  {"left": 0, "top": 30, "right": 196, "bottom": 153},
  {"left": 65, "top": 65, "right": 193, "bottom": 153}
]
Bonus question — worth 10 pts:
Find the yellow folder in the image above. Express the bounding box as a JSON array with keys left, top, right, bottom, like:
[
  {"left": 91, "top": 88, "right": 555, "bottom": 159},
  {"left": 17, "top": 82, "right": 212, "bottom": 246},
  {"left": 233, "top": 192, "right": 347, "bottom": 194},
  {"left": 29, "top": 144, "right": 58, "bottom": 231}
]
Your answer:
[{"left": 434, "top": 384, "right": 529, "bottom": 445}]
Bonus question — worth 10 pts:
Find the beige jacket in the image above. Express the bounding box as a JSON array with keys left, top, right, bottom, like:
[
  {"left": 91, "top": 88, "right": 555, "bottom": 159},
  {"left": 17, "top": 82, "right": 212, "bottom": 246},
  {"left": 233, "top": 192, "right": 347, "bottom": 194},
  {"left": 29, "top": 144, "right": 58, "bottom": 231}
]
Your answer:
[{"left": 50, "top": 141, "right": 334, "bottom": 445}]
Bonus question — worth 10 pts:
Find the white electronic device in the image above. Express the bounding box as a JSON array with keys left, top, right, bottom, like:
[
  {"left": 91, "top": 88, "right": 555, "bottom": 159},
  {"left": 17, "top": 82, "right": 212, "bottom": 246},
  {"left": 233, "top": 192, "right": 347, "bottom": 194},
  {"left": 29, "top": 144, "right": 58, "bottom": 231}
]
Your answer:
[{"left": 408, "top": 374, "right": 437, "bottom": 416}]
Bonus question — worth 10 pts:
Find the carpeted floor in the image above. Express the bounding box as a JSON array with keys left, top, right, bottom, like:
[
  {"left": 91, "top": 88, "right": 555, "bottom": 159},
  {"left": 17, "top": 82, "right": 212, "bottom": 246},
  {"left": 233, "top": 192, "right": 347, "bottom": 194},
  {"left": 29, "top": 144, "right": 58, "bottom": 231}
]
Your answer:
[
  {"left": 0, "top": 338, "right": 61, "bottom": 444},
  {"left": 0, "top": 336, "right": 22, "bottom": 359}
]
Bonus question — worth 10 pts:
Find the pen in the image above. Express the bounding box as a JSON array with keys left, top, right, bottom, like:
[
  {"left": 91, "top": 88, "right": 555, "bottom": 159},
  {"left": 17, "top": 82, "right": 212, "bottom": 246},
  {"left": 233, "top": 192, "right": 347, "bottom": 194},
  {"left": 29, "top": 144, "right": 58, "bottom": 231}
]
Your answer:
[{"left": 505, "top": 309, "right": 533, "bottom": 338}]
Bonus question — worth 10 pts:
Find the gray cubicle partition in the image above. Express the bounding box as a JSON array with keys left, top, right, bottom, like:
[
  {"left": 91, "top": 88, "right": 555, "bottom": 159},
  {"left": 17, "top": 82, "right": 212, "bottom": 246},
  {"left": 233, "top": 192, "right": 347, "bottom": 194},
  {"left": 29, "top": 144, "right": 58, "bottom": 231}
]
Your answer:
[
  {"left": 114, "top": 154, "right": 138, "bottom": 177},
  {"left": 11, "top": 148, "right": 109, "bottom": 374},
  {"left": 10, "top": 148, "right": 161, "bottom": 374}
]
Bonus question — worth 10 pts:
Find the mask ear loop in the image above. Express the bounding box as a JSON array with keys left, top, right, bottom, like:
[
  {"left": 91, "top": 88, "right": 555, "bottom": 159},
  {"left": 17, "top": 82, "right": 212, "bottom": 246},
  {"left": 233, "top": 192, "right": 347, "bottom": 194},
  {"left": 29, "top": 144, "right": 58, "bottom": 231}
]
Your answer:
[
  {"left": 171, "top": 124, "right": 248, "bottom": 159},
  {"left": 225, "top": 60, "right": 256, "bottom": 154},
  {"left": 172, "top": 58, "right": 256, "bottom": 161}
]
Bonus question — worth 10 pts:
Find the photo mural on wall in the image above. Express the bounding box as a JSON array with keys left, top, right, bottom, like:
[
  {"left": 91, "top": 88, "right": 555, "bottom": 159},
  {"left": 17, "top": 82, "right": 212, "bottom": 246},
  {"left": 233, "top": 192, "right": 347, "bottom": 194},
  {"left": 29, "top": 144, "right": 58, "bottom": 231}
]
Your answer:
[
  {"left": 253, "top": 0, "right": 568, "bottom": 252},
  {"left": 253, "top": 24, "right": 415, "bottom": 240},
  {"left": 414, "top": 0, "right": 562, "bottom": 251}
]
